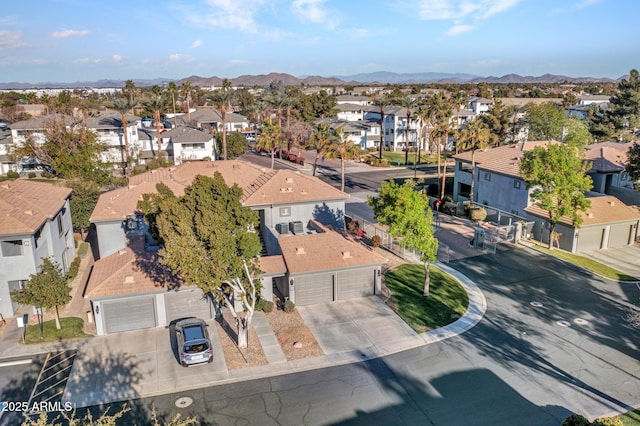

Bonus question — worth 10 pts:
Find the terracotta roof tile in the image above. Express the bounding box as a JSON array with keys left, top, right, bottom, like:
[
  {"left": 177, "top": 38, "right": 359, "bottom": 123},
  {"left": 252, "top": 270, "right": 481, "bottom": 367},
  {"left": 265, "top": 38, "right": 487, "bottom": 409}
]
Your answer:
[
  {"left": 455, "top": 141, "right": 559, "bottom": 177},
  {"left": 525, "top": 195, "right": 640, "bottom": 226},
  {"left": 0, "top": 180, "right": 71, "bottom": 236},
  {"left": 258, "top": 255, "right": 287, "bottom": 275},
  {"left": 278, "top": 227, "right": 387, "bottom": 274},
  {"left": 90, "top": 160, "right": 348, "bottom": 222},
  {"left": 84, "top": 237, "right": 182, "bottom": 299}
]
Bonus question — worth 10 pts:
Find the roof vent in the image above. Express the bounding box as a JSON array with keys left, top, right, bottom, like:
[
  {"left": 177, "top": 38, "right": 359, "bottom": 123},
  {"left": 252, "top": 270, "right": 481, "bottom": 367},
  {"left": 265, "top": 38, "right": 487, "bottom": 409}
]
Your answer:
[
  {"left": 24, "top": 210, "right": 33, "bottom": 216},
  {"left": 280, "top": 187, "right": 293, "bottom": 193},
  {"left": 128, "top": 184, "right": 136, "bottom": 190},
  {"left": 342, "top": 251, "right": 351, "bottom": 259},
  {"left": 609, "top": 201, "right": 615, "bottom": 206},
  {"left": 286, "top": 177, "right": 294, "bottom": 183},
  {"left": 295, "top": 247, "right": 306, "bottom": 255},
  {"left": 118, "top": 249, "right": 127, "bottom": 255},
  {"left": 124, "top": 275, "right": 135, "bottom": 284},
  {"left": 0, "top": 183, "right": 9, "bottom": 189},
  {"left": 587, "top": 213, "right": 594, "bottom": 218}
]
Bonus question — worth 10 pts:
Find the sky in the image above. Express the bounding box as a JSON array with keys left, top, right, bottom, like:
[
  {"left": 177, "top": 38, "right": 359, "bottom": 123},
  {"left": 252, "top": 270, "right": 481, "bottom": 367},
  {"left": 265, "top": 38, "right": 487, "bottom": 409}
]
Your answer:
[{"left": 0, "top": 0, "right": 638, "bottom": 84}]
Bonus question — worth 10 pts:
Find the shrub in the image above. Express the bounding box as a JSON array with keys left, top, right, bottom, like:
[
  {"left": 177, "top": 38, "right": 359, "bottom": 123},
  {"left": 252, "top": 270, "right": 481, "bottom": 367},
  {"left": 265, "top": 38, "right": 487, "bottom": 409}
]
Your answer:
[
  {"left": 255, "top": 298, "right": 267, "bottom": 311},
  {"left": 561, "top": 414, "right": 590, "bottom": 426},
  {"left": 468, "top": 207, "right": 488, "bottom": 223},
  {"left": 371, "top": 234, "right": 382, "bottom": 248},
  {"left": 41, "top": 171, "right": 54, "bottom": 179},
  {"left": 263, "top": 301, "right": 275, "bottom": 313},
  {"left": 65, "top": 257, "right": 82, "bottom": 281},
  {"left": 592, "top": 417, "right": 623, "bottom": 426},
  {"left": 284, "top": 300, "right": 295, "bottom": 313},
  {"left": 6, "top": 170, "right": 19, "bottom": 179},
  {"left": 28, "top": 172, "right": 36, "bottom": 179}
]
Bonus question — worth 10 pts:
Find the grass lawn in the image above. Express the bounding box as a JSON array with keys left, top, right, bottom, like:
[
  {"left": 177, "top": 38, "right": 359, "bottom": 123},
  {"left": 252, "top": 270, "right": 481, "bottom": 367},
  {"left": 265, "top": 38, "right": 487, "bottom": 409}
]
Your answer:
[
  {"left": 23, "top": 317, "right": 91, "bottom": 344},
  {"left": 531, "top": 243, "right": 637, "bottom": 281},
  {"left": 381, "top": 151, "right": 439, "bottom": 166},
  {"left": 384, "top": 264, "right": 469, "bottom": 333},
  {"left": 621, "top": 409, "right": 640, "bottom": 425}
]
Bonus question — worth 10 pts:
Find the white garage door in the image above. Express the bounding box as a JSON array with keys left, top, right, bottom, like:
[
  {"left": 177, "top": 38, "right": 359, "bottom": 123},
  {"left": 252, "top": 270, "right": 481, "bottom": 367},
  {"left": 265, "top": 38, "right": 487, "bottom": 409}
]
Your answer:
[
  {"left": 337, "top": 268, "right": 375, "bottom": 300},
  {"left": 103, "top": 296, "right": 156, "bottom": 334},
  {"left": 165, "top": 288, "right": 212, "bottom": 323},
  {"left": 577, "top": 227, "right": 604, "bottom": 252},
  {"left": 294, "top": 273, "right": 334, "bottom": 306},
  {"left": 608, "top": 223, "right": 634, "bottom": 248}
]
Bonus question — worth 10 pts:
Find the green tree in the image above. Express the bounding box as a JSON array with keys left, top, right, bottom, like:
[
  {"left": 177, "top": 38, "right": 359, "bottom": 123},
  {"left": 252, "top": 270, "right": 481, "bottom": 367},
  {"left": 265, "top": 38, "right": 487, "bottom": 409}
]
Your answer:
[
  {"left": 111, "top": 96, "right": 137, "bottom": 174},
  {"left": 141, "top": 94, "right": 168, "bottom": 159},
  {"left": 519, "top": 143, "right": 593, "bottom": 249},
  {"left": 479, "top": 99, "right": 512, "bottom": 146},
  {"left": 308, "top": 123, "right": 335, "bottom": 177},
  {"left": 66, "top": 179, "right": 100, "bottom": 237},
  {"left": 11, "top": 257, "right": 72, "bottom": 330},
  {"left": 625, "top": 142, "right": 640, "bottom": 181},
  {"left": 524, "top": 103, "right": 565, "bottom": 141},
  {"left": 144, "top": 174, "right": 262, "bottom": 348},
  {"left": 180, "top": 81, "right": 193, "bottom": 123},
  {"left": 368, "top": 179, "right": 439, "bottom": 295},
  {"left": 372, "top": 95, "right": 391, "bottom": 159},
  {"left": 211, "top": 78, "right": 234, "bottom": 160},
  {"left": 456, "top": 119, "right": 491, "bottom": 205},
  {"left": 324, "top": 128, "right": 361, "bottom": 192},
  {"left": 167, "top": 81, "right": 179, "bottom": 127},
  {"left": 220, "top": 132, "right": 249, "bottom": 159},
  {"left": 256, "top": 119, "right": 284, "bottom": 169},
  {"left": 607, "top": 69, "right": 640, "bottom": 141}
]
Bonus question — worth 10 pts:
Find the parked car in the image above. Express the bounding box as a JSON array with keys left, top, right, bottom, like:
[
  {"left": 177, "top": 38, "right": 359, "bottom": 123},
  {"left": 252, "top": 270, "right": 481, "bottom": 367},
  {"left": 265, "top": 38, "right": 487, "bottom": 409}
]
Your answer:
[{"left": 175, "top": 318, "right": 213, "bottom": 367}]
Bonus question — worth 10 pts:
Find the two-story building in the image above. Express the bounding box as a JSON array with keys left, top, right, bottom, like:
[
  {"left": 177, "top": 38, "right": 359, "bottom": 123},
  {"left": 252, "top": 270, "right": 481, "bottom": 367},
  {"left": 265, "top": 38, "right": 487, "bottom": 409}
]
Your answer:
[
  {"left": 0, "top": 180, "right": 75, "bottom": 318},
  {"left": 86, "top": 160, "right": 386, "bottom": 335}
]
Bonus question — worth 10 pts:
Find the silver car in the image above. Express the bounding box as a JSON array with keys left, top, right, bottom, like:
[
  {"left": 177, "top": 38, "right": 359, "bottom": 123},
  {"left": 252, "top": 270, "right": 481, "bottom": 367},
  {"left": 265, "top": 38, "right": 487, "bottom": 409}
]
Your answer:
[{"left": 175, "top": 318, "right": 213, "bottom": 367}]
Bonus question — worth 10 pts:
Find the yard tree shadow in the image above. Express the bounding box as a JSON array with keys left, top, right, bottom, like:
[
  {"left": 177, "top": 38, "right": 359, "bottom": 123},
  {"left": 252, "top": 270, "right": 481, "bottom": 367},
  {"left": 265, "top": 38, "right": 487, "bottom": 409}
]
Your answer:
[{"left": 312, "top": 202, "right": 346, "bottom": 229}]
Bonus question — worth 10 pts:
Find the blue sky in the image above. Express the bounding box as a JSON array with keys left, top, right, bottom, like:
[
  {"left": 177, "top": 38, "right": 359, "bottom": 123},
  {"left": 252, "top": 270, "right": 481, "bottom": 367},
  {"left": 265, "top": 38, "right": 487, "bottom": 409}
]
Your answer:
[{"left": 0, "top": 0, "right": 638, "bottom": 83}]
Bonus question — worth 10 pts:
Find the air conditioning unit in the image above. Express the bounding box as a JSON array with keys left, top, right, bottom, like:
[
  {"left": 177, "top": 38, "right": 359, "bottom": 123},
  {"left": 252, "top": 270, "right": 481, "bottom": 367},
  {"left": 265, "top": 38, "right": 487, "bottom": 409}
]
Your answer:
[
  {"left": 276, "top": 223, "right": 289, "bottom": 234},
  {"left": 289, "top": 221, "right": 304, "bottom": 235}
]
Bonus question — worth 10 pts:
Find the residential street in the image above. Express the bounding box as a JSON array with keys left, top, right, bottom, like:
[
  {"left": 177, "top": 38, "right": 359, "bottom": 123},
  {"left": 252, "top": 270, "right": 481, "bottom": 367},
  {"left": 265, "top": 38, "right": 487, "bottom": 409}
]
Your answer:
[{"left": 50, "top": 247, "right": 640, "bottom": 425}]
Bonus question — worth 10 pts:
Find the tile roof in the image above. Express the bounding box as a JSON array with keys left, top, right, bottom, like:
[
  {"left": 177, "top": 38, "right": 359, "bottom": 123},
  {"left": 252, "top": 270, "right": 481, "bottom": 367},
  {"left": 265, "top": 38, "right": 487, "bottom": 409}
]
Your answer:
[
  {"left": 278, "top": 226, "right": 387, "bottom": 274},
  {"left": 84, "top": 112, "right": 141, "bottom": 129},
  {"left": 90, "top": 160, "right": 348, "bottom": 222},
  {"left": 525, "top": 195, "right": 640, "bottom": 226},
  {"left": 10, "top": 113, "right": 77, "bottom": 130},
  {"left": 84, "top": 237, "right": 182, "bottom": 299},
  {"left": 0, "top": 180, "right": 71, "bottom": 236},
  {"left": 584, "top": 141, "right": 631, "bottom": 173},
  {"left": 258, "top": 255, "right": 287, "bottom": 275},
  {"left": 455, "top": 141, "right": 558, "bottom": 177},
  {"left": 162, "top": 126, "right": 213, "bottom": 143}
]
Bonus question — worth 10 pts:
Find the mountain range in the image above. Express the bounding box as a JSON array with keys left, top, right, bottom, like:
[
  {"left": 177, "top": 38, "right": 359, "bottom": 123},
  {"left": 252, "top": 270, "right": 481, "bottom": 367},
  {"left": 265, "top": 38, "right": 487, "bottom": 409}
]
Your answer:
[{"left": 0, "top": 71, "right": 621, "bottom": 90}]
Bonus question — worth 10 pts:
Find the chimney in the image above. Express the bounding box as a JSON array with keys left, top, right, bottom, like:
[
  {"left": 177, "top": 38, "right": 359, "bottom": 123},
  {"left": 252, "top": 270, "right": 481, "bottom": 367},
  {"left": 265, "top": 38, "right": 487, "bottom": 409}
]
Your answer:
[{"left": 587, "top": 212, "right": 594, "bottom": 218}]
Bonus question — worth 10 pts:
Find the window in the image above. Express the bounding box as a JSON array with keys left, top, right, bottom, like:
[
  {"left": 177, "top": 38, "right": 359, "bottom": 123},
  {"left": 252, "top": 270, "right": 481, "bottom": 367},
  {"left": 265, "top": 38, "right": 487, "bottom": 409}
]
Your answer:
[
  {"left": 514, "top": 180, "right": 521, "bottom": 189},
  {"left": 484, "top": 172, "right": 491, "bottom": 181},
  {"left": 279, "top": 207, "right": 291, "bottom": 217},
  {"left": 57, "top": 214, "right": 64, "bottom": 235},
  {"left": 1, "top": 240, "right": 23, "bottom": 257}
]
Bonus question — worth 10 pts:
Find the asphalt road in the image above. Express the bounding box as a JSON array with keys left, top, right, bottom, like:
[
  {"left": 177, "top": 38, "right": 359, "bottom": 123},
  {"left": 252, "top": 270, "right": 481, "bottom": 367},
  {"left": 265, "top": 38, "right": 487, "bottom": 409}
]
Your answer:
[{"left": 63, "top": 247, "right": 639, "bottom": 425}]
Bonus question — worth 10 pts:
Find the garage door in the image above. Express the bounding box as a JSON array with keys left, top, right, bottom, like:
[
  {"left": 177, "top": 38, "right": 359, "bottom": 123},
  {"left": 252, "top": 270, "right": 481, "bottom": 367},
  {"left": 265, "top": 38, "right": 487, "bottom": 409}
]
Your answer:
[
  {"left": 337, "top": 268, "right": 374, "bottom": 300},
  {"left": 103, "top": 296, "right": 156, "bottom": 334},
  {"left": 294, "top": 273, "right": 334, "bottom": 306},
  {"left": 608, "top": 224, "right": 634, "bottom": 248},
  {"left": 576, "top": 227, "right": 604, "bottom": 252},
  {"left": 165, "top": 288, "right": 212, "bottom": 323}
]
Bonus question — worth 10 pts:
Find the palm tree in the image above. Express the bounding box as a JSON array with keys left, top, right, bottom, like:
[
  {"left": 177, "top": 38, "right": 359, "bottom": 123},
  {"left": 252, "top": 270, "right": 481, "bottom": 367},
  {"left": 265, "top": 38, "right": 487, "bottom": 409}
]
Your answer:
[
  {"left": 456, "top": 119, "right": 491, "bottom": 205},
  {"left": 308, "top": 123, "right": 334, "bottom": 176},
  {"left": 325, "top": 128, "right": 361, "bottom": 192},
  {"left": 413, "top": 104, "right": 433, "bottom": 177},
  {"left": 111, "top": 96, "right": 137, "bottom": 174},
  {"left": 372, "top": 95, "right": 390, "bottom": 159},
  {"left": 256, "top": 119, "right": 284, "bottom": 169},
  {"left": 124, "top": 79, "right": 137, "bottom": 104},
  {"left": 141, "top": 94, "right": 168, "bottom": 159},
  {"left": 211, "top": 78, "right": 234, "bottom": 160},
  {"left": 399, "top": 95, "right": 418, "bottom": 165},
  {"left": 180, "top": 81, "right": 193, "bottom": 124},
  {"left": 427, "top": 93, "right": 454, "bottom": 199},
  {"left": 167, "top": 81, "right": 178, "bottom": 127},
  {"left": 450, "top": 90, "right": 468, "bottom": 154}
]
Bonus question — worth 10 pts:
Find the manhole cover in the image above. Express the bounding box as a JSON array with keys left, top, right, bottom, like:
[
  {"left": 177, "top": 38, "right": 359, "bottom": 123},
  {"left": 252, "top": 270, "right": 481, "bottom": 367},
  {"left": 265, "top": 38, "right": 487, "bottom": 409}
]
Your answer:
[
  {"left": 530, "top": 301, "right": 544, "bottom": 308},
  {"left": 556, "top": 320, "right": 571, "bottom": 327},
  {"left": 175, "top": 396, "right": 194, "bottom": 408},
  {"left": 573, "top": 318, "right": 588, "bottom": 325}
]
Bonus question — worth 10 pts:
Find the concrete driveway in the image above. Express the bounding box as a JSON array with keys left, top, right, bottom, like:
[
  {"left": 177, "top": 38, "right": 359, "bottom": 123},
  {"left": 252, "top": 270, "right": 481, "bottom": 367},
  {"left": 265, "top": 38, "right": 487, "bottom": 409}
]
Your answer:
[{"left": 580, "top": 244, "right": 640, "bottom": 279}]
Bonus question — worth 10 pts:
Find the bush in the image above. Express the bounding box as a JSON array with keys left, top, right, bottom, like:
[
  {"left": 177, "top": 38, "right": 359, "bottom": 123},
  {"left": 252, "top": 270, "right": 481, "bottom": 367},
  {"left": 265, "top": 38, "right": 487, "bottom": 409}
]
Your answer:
[
  {"left": 468, "top": 207, "right": 488, "bottom": 223},
  {"left": 284, "top": 300, "right": 295, "bottom": 313},
  {"left": 561, "top": 414, "right": 590, "bottom": 426},
  {"left": 592, "top": 417, "right": 623, "bottom": 426},
  {"left": 263, "top": 301, "right": 275, "bottom": 313},
  {"left": 6, "top": 170, "right": 19, "bottom": 179},
  {"left": 369, "top": 158, "right": 389, "bottom": 167},
  {"left": 41, "top": 171, "right": 54, "bottom": 179},
  {"left": 371, "top": 234, "right": 382, "bottom": 248},
  {"left": 28, "top": 172, "right": 36, "bottom": 179},
  {"left": 65, "top": 257, "right": 82, "bottom": 281}
]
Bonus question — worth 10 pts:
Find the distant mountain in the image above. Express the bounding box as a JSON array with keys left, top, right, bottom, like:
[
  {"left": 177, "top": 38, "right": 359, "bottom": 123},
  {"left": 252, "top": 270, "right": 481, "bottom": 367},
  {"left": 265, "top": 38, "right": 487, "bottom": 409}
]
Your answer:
[{"left": 0, "top": 71, "right": 622, "bottom": 90}]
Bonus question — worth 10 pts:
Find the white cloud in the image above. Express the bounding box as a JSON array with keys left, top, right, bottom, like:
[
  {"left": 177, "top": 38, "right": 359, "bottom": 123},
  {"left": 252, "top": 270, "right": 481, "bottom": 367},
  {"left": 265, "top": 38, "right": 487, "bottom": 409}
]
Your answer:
[
  {"left": 75, "top": 58, "right": 103, "bottom": 64},
  {"left": 191, "top": 39, "right": 202, "bottom": 48},
  {"left": 51, "top": 29, "right": 90, "bottom": 39},
  {"left": 446, "top": 24, "right": 475, "bottom": 36},
  {"left": 292, "top": 0, "right": 327, "bottom": 23},
  {"left": 418, "top": 0, "right": 520, "bottom": 20},
  {"left": 168, "top": 53, "right": 195, "bottom": 63},
  {"left": 0, "top": 30, "right": 30, "bottom": 50},
  {"left": 112, "top": 54, "right": 123, "bottom": 62},
  {"left": 186, "top": 0, "right": 265, "bottom": 33}
]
